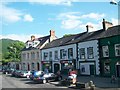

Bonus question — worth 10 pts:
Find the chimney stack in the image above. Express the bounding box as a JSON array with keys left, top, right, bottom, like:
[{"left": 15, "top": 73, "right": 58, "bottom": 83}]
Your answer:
[
  {"left": 102, "top": 19, "right": 113, "bottom": 30},
  {"left": 50, "top": 30, "right": 55, "bottom": 37},
  {"left": 86, "top": 25, "right": 94, "bottom": 32},
  {"left": 31, "top": 35, "right": 35, "bottom": 41}
]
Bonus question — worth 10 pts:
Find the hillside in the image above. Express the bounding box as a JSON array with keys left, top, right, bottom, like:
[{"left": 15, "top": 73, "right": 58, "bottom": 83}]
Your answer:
[{"left": 0, "top": 39, "right": 24, "bottom": 58}]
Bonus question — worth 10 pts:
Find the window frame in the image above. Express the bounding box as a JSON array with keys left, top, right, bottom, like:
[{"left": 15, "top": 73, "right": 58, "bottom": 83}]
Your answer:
[
  {"left": 115, "top": 44, "right": 120, "bottom": 56},
  {"left": 87, "top": 47, "right": 94, "bottom": 59},
  {"left": 102, "top": 46, "right": 109, "bottom": 57},
  {"left": 79, "top": 48, "right": 85, "bottom": 59}
]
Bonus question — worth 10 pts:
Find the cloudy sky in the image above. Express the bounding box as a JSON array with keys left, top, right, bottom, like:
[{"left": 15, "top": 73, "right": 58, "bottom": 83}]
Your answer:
[{"left": 1, "top": 0, "right": 119, "bottom": 42}]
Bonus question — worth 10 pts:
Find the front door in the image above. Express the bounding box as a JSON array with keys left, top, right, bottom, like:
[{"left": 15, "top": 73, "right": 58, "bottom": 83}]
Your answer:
[
  {"left": 28, "top": 64, "right": 30, "bottom": 71},
  {"left": 37, "top": 63, "right": 40, "bottom": 71},
  {"left": 90, "top": 65, "right": 95, "bottom": 75},
  {"left": 54, "top": 63, "right": 60, "bottom": 74},
  {"left": 116, "top": 65, "right": 120, "bottom": 77}
]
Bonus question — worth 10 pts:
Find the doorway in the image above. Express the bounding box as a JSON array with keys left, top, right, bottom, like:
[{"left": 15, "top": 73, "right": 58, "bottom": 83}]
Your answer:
[
  {"left": 90, "top": 65, "right": 95, "bottom": 75},
  {"left": 37, "top": 63, "right": 40, "bottom": 71},
  {"left": 116, "top": 65, "right": 120, "bottom": 77},
  {"left": 54, "top": 63, "right": 60, "bottom": 74},
  {"left": 28, "top": 63, "right": 30, "bottom": 71}
]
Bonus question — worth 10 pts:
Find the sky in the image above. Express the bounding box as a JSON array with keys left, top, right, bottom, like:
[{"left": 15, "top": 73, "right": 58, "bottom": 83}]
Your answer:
[{"left": 0, "top": 0, "right": 119, "bottom": 42}]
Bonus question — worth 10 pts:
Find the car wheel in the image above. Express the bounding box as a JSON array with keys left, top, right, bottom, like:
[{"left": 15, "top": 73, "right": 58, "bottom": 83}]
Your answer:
[
  {"left": 58, "top": 76, "right": 62, "bottom": 81},
  {"left": 43, "top": 79, "right": 47, "bottom": 84},
  {"left": 27, "top": 75, "right": 29, "bottom": 78}
]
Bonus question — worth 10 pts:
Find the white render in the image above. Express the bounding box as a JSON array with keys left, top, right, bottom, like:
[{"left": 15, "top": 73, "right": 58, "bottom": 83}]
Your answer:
[
  {"left": 78, "top": 40, "right": 100, "bottom": 75},
  {"left": 41, "top": 44, "right": 77, "bottom": 72}
]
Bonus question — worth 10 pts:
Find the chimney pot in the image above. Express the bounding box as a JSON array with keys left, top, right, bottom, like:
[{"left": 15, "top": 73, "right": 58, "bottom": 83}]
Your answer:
[
  {"left": 86, "top": 25, "right": 93, "bottom": 32},
  {"left": 31, "top": 35, "right": 35, "bottom": 41},
  {"left": 102, "top": 19, "right": 113, "bottom": 30},
  {"left": 50, "top": 30, "right": 55, "bottom": 37}
]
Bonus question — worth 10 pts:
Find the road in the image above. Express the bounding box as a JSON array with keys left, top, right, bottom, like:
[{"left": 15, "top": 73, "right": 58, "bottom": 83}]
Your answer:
[
  {"left": 1, "top": 73, "right": 66, "bottom": 89},
  {"left": 1, "top": 73, "right": 120, "bottom": 90}
]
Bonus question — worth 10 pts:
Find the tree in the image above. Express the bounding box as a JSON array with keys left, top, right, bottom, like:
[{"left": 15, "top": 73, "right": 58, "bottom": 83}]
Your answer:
[
  {"left": 63, "top": 34, "right": 73, "bottom": 37},
  {"left": 2, "top": 41, "right": 25, "bottom": 65}
]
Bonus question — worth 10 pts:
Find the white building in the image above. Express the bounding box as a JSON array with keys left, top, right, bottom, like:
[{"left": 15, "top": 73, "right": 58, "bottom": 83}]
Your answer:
[
  {"left": 41, "top": 32, "right": 86, "bottom": 74},
  {"left": 78, "top": 40, "right": 100, "bottom": 75}
]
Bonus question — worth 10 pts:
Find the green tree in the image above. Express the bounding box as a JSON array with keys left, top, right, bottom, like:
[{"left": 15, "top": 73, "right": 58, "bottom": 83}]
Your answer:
[
  {"left": 63, "top": 34, "right": 73, "bottom": 37},
  {"left": 2, "top": 41, "right": 25, "bottom": 65}
]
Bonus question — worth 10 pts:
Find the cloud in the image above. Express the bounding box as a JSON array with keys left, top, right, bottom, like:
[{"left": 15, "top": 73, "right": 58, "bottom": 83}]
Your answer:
[
  {"left": 57, "top": 12, "right": 105, "bottom": 30},
  {"left": 1, "top": 4, "right": 22, "bottom": 23},
  {"left": 1, "top": 3, "right": 34, "bottom": 23},
  {"left": 24, "top": 14, "right": 34, "bottom": 22},
  {"left": 81, "top": 13, "right": 105, "bottom": 20},
  {"left": 0, "top": 34, "right": 43, "bottom": 42},
  {"left": 111, "top": 18, "right": 119, "bottom": 25},
  {"left": 61, "top": 19, "right": 82, "bottom": 29},
  {"left": 28, "top": 0, "right": 72, "bottom": 6}
]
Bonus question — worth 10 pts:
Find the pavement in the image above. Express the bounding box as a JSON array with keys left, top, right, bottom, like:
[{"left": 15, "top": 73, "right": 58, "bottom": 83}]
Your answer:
[{"left": 50, "top": 75, "right": 120, "bottom": 89}]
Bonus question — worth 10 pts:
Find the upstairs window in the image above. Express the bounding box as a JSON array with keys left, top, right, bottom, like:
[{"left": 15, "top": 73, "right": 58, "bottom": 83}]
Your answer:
[
  {"left": 27, "top": 53, "right": 29, "bottom": 60},
  {"left": 60, "top": 49, "right": 66, "bottom": 59},
  {"left": 87, "top": 47, "right": 94, "bottom": 59},
  {"left": 37, "top": 52, "right": 39, "bottom": 59},
  {"left": 79, "top": 48, "right": 85, "bottom": 59},
  {"left": 54, "top": 51, "right": 58, "bottom": 60},
  {"left": 49, "top": 51, "right": 52, "bottom": 60},
  {"left": 102, "top": 46, "right": 109, "bottom": 57},
  {"left": 43, "top": 52, "right": 48, "bottom": 60},
  {"left": 115, "top": 44, "right": 120, "bottom": 56},
  {"left": 31, "top": 52, "right": 35, "bottom": 59},
  {"left": 68, "top": 48, "right": 73, "bottom": 59}
]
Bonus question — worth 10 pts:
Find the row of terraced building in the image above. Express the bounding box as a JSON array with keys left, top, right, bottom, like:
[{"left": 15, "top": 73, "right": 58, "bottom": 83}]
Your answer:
[{"left": 20, "top": 19, "right": 120, "bottom": 77}]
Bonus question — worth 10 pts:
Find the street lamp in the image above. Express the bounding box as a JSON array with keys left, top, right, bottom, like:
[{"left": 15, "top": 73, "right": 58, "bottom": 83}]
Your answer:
[{"left": 110, "top": 0, "right": 120, "bottom": 6}]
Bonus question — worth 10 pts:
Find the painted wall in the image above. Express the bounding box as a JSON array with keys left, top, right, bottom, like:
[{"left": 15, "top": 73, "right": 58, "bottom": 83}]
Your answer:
[
  {"left": 78, "top": 40, "right": 100, "bottom": 75},
  {"left": 99, "top": 35, "right": 120, "bottom": 77}
]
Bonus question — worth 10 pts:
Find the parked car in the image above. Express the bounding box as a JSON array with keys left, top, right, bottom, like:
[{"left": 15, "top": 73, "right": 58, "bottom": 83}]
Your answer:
[
  {"left": 14, "top": 70, "right": 22, "bottom": 77},
  {"left": 33, "top": 73, "right": 62, "bottom": 84},
  {"left": 19, "top": 71, "right": 31, "bottom": 78},
  {"left": 29, "top": 71, "right": 43, "bottom": 80}
]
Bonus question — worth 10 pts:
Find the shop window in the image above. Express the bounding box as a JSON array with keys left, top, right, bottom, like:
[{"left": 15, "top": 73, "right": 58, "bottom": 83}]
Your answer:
[
  {"left": 23, "top": 63, "right": 25, "bottom": 70},
  {"left": 81, "top": 65, "right": 85, "bottom": 72},
  {"left": 102, "top": 46, "right": 109, "bottom": 57},
  {"left": 79, "top": 48, "right": 85, "bottom": 59},
  {"left": 87, "top": 47, "right": 94, "bottom": 59},
  {"left": 63, "top": 63, "right": 73, "bottom": 69},
  {"left": 115, "top": 44, "right": 120, "bottom": 56},
  {"left": 104, "top": 62, "right": 110, "bottom": 73},
  {"left": 31, "top": 63, "right": 35, "bottom": 69},
  {"left": 68, "top": 48, "right": 73, "bottom": 59}
]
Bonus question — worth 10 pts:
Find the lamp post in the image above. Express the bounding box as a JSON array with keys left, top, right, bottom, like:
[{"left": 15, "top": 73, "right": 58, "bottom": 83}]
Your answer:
[{"left": 110, "top": 0, "right": 120, "bottom": 6}]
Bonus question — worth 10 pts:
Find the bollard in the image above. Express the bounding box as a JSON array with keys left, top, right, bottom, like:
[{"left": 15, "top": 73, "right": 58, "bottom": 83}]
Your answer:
[{"left": 89, "top": 81, "right": 95, "bottom": 90}]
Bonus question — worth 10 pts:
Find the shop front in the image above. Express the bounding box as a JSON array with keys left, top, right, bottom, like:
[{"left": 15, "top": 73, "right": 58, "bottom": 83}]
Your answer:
[
  {"left": 60, "top": 60, "right": 75, "bottom": 74},
  {"left": 41, "top": 61, "right": 52, "bottom": 72}
]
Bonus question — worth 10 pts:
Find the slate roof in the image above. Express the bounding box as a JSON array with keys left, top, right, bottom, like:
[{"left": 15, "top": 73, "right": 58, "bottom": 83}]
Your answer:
[
  {"left": 22, "top": 35, "right": 51, "bottom": 51},
  {"left": 42, "top": 25, "right": 120, "bottom": 49},
  {"left": 42, "top": 32, "right": 87, "bottom": 49}
]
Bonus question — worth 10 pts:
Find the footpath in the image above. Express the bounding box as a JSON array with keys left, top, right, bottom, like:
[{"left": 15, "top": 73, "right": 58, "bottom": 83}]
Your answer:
[{"left": 50, "top": 75, "right": 120, "bottom": 90}]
